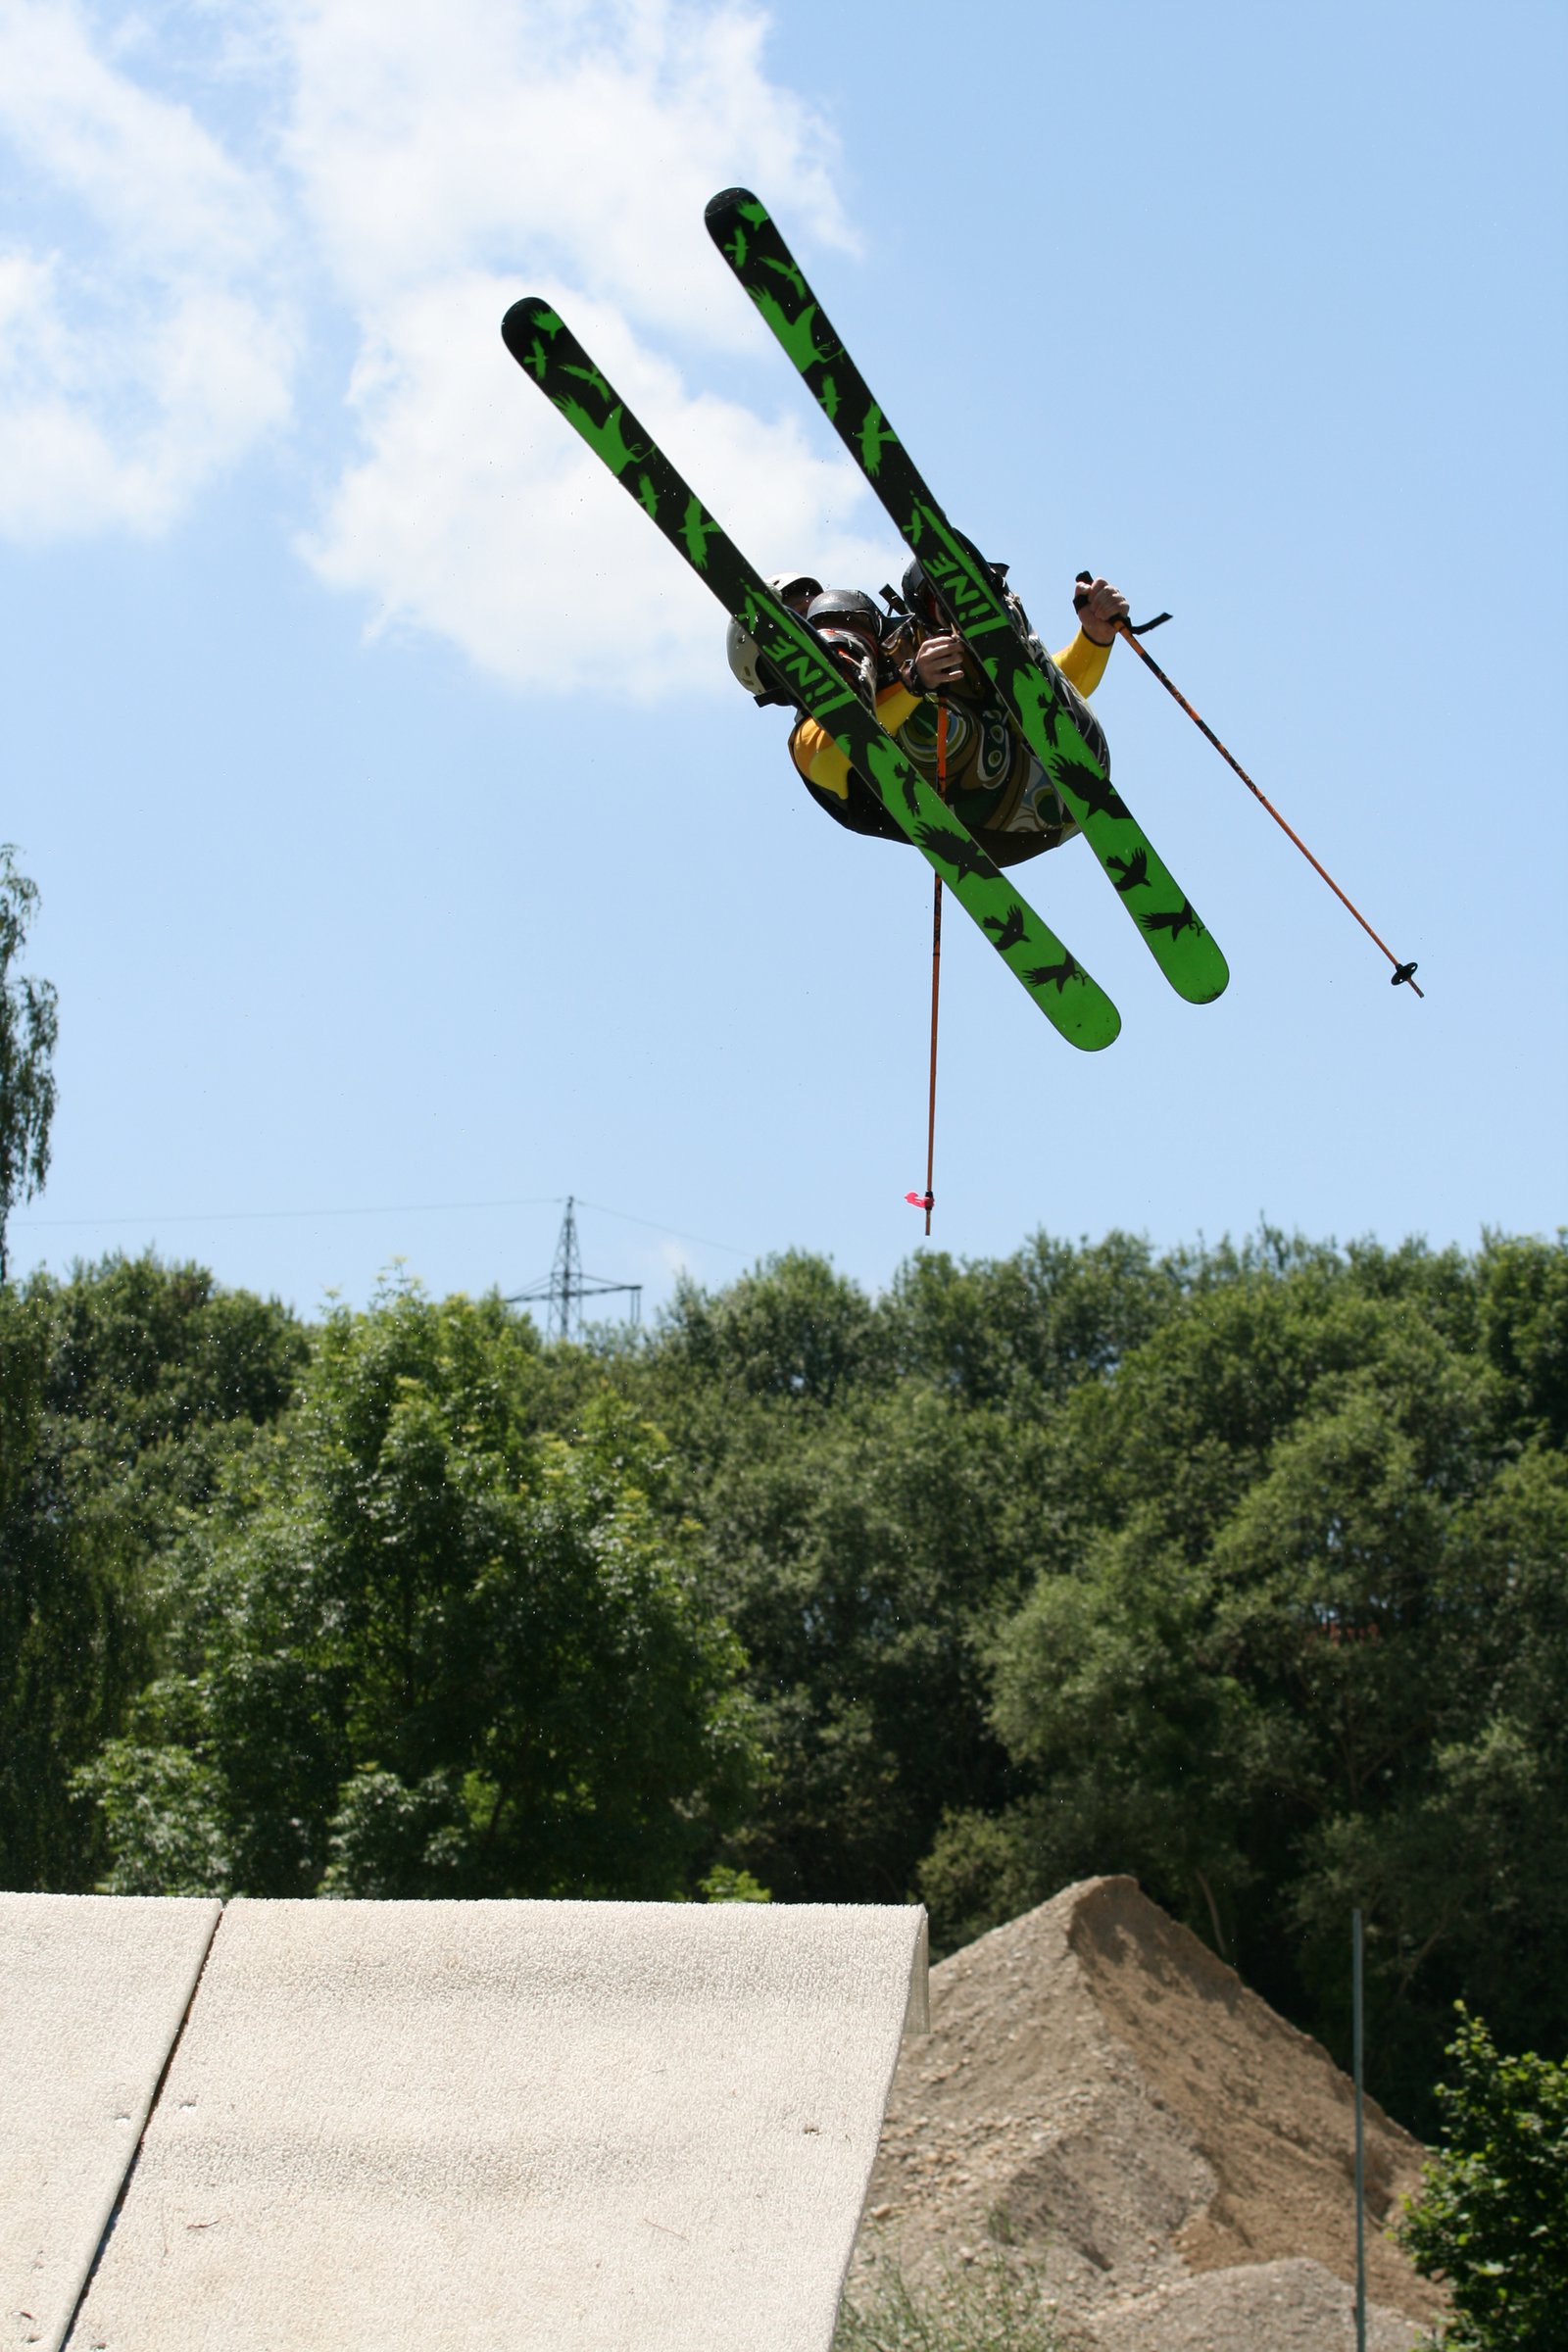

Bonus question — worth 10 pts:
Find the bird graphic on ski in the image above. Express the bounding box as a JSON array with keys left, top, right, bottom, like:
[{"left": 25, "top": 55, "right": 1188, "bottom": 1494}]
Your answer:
[
  {"left": 983, "top": 905, "right": 1028, "bottom": 956},
  {"left": 501, "top": 297, "right": 1121, "bottom": 1052},
  {"left": 705, "top": 187, "right": 1229, "bottom": 1007}
]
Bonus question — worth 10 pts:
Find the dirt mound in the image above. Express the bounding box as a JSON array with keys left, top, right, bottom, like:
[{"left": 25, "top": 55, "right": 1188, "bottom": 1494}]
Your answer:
[
  {"left": 1081, "top": 2258, "right": 1428, "bottom": 2352},
  {"left": 849, "top": 1877, "right": 1444, "bottom": 2348}
]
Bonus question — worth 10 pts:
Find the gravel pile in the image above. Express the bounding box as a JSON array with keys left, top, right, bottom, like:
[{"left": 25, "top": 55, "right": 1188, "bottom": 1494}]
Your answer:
[
  {"left": 1080, "top": 2257, "right": 1432, "bottom": 2351},
  {"left": 848, "top": 1877, "right": 1446, "bottom": 2352}
]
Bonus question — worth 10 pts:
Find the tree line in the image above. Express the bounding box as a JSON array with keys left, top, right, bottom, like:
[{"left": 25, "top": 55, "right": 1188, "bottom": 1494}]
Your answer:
[{"left": 2, "top": 1226, "right": 1564, "bottom": 2132}]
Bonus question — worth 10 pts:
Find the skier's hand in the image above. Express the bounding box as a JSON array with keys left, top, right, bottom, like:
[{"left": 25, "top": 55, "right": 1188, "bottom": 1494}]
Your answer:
[
  {"left": 912, "top": 632, "right": 969, "bottom": 692},
  {"left": 1073, "top": 576, "right": 1129, "bottom": 647}
]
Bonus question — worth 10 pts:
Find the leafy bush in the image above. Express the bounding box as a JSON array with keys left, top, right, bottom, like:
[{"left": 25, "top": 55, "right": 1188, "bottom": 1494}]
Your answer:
[{"left": 1399, "top": 2008, "right": 1568, "bottom": 2350}]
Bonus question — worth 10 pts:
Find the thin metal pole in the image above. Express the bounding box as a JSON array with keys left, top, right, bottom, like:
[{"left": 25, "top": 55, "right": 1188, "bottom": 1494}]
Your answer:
[{"left": 1353, "top": 1908, "right": 1367, "bottom": 2352}]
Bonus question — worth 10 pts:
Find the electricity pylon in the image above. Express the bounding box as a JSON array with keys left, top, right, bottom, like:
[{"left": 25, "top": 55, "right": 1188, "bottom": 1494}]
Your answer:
[{"left": 507, "top": 1197, "right": 642, "bottom": 1344}]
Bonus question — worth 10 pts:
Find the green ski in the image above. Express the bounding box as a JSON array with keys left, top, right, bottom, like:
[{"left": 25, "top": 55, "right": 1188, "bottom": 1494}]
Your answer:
[
  {"left": 705, "top": 187, "right": 1229, "bottom": 1007},
  {"left": 501, "top": 297, "right": 1120, "bottom": 1053}
]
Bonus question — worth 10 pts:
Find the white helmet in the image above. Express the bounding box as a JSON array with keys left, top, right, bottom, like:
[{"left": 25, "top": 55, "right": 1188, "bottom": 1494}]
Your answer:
[{"left": 725, "top": 572, "right": 822, "bottom": 696}]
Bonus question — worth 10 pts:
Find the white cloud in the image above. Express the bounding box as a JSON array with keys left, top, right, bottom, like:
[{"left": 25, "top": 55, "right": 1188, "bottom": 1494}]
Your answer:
[
  {"left": 304, "top": 271, "right": 899, "bottom": 699},
  {"left": 0, "top": 1, "right": 273, "bottom": 269},
  {"left": 0, "top": 0, "right": 294, "bottom": 539},
  {"left": 286, "top": 0, "right": 896, "bottom": 697},
  {"left": 0, "top": 0, "right": 899, "bottom": 694},
  {"left": 281, "top": 0, "right": 848, "bottom": 330}
]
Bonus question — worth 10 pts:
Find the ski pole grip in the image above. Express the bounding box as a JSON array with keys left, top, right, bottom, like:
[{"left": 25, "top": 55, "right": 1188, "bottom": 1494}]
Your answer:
[{"left": 1077, "top": 566, "right": 1169, "bottom": 637}]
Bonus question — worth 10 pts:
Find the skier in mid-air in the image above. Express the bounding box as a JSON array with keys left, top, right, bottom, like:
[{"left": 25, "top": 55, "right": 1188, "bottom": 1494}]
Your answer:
[
  {"left": 505, "top": 186, "right": 1234, "bottom": 1036},
  {"left": 730, "top": 566, "right": 1130, "bottom": 869}
]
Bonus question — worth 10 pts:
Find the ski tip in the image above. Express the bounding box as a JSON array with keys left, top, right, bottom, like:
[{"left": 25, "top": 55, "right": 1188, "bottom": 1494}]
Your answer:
[
  {"left": 500, "top": 296, "right": 550, "bottom": 359},
  {"left": 705, "top": 187, "right": 758, "bottom": 223},
  {"left": 1185, "top": 953, "right": 1231, "bottom": 1006},
  {"left": 1063, "top": 1008, "right": 1122, "bottom": 1053},
  {"left": 1174, "top": 981, "right": 1229, "bottom": 1007}
]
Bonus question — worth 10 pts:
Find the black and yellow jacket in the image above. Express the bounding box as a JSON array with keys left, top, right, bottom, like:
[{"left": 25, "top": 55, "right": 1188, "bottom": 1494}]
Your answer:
[{"left": 788, "top": 629, "right": 1112, "bottom": 868}]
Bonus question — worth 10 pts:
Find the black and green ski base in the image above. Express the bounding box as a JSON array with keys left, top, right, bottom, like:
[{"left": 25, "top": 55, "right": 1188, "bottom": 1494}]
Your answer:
[
  {"left": 705, "top": 187, "right": 1229, "bottom": 1008},
  {"left": 501, "top": 296, "right": 1120, "bottom": 1053}
]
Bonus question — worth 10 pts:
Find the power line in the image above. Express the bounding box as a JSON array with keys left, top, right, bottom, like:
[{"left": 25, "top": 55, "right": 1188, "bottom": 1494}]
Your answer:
[
  {"left": 12, "top": 1193, "right": 746, "bottom": 1255},
  {"left": 568, "top": 1197, "right": 744, "bottom": 1256},
  {"left": 12, "top": 1195, "right": 561, "bottom": 1230}
]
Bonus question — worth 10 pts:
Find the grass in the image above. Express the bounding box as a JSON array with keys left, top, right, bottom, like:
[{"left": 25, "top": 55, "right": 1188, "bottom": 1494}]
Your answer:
[{"left": 833, "top": 2250, "right": 1064, "bottom": 2352}]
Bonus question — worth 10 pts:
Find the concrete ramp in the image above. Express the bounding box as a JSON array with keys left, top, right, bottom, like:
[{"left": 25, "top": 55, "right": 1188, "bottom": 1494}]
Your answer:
[
  {"left": 1, "top": 1892, "right": 220, "bottom": 2352},
  {"left": 59, "top": 1897, "right": 926, "bottom": 2351}
]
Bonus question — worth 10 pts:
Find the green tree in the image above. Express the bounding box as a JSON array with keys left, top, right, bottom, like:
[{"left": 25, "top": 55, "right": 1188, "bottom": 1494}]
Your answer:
[
  {"left": 0, "top": 1280, "right": 128, "bottom": 1890},
  {"left": 623, "top": 1236, "right": 1188, "bottom": 1909},
  {"left": 0, "top": 845, "right": 58, "bottom": 1280},
  {"left": 874, "top": 1230, "right": 1180, "bottom": 1408},
  {"left": 0, "top": 1254, "right": 305, "bottom": 1890},
  {"left": 82, "top": 1278, "right": 760, "bottom": 1899},
  {"left": 655, "top": 1250, "right": 881, "bottom": 1405},
  {"left": 1399, "top": 2008, "right": 1568, "bottom": 2351},
  {"left": 689, "top": 1383, "right": 1037, "bottom": 1903},
  {"left": 1476, "top": 1232, "right": 1568, "bottom": 1450},
  {"left": 38, "top": 1250, "right": 309, "bottom": 1546}
]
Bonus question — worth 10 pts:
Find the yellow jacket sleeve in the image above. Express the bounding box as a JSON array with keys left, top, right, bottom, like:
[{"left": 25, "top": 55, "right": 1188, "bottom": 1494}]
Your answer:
[
  {"left": 1054, "top": 628, "right": 1112, "bottom": 698},
  {"left": 789, "top": 683, "right": 921, "bottom": 801}
]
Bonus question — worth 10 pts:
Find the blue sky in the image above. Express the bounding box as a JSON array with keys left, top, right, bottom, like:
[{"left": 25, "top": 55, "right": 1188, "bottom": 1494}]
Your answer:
[{"left": 4, "top": 0, "right": 1563, "bottom": 1322}]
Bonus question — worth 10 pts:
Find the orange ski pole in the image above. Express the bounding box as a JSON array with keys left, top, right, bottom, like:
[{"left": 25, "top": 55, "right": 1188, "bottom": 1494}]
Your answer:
[
  {"left": 921, "top": 696, "right": 945, "bottom": 1242},
  {"left": 919, "top": 699, "right": 949, "bottom": 1235}
]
